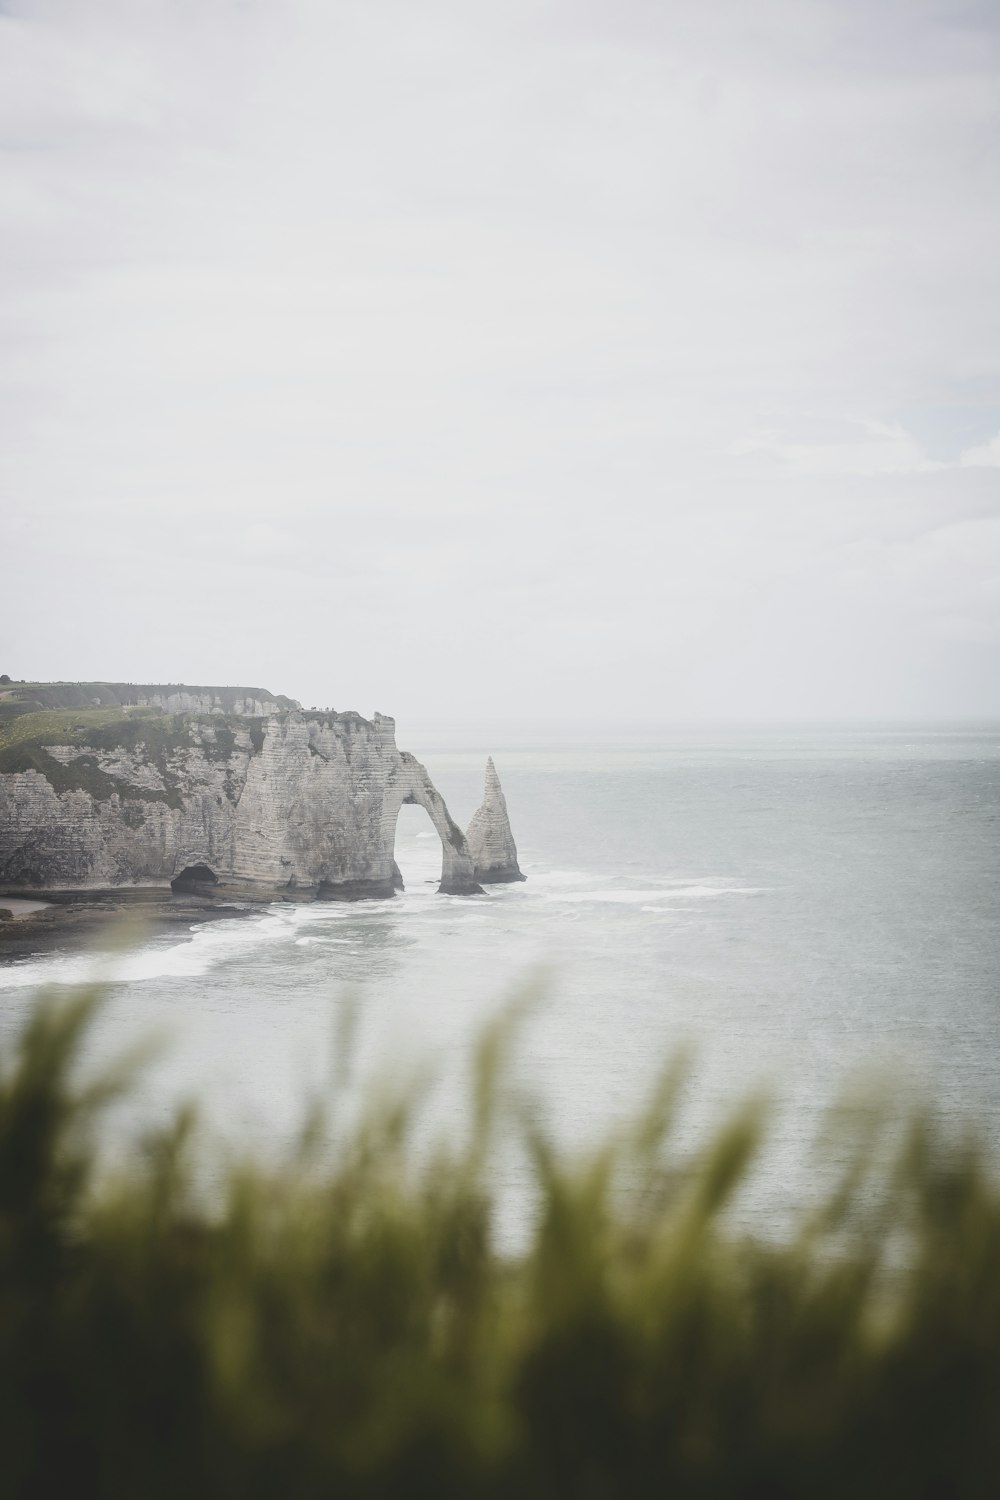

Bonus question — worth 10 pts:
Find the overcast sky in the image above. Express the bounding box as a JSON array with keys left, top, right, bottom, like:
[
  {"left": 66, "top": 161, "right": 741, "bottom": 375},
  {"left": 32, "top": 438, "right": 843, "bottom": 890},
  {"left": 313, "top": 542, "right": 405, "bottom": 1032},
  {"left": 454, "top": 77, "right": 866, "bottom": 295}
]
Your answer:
[{"left": 2, "top": 0, "right": 999, "bottom": 729}]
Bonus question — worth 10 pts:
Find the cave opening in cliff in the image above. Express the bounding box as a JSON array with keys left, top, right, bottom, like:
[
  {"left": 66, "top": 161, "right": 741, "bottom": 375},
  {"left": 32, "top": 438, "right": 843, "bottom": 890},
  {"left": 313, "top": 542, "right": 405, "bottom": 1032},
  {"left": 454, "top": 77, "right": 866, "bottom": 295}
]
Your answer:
[
  {"left": 170, "top": 863, "right": 219, "bottom": 894},
  {"left": 392, "top": 803, "right": 443, "bottom": 893}
]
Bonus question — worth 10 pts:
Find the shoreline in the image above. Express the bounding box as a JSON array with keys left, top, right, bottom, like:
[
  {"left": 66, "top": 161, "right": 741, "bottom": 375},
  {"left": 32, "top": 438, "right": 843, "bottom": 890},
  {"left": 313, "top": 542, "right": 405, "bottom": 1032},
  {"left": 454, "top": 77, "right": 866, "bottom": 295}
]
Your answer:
[{"left": 0, "top": 895, "right": 258, "bottom": 961}]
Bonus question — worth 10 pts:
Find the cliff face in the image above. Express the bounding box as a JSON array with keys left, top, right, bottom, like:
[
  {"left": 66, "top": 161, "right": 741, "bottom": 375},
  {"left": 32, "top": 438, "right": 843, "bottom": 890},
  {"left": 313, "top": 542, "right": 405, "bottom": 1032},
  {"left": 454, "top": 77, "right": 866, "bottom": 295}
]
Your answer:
[
  {"left": 0, "top": 702, "right": 484, "bottom": 899},
  {"left": 465, "top": 758, "right": 525, "bottom": 884},
  {"left": 125, "top": 688, "right": 296, "bottom": 717}
]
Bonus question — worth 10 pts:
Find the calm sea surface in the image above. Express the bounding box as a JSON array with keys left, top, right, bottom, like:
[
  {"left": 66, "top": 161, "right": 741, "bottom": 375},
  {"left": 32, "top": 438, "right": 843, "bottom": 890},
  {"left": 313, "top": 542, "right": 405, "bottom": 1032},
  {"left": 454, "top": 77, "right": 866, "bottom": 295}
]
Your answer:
[{"left": 2, "top": 726, "right": 998, "bottom": 1240}]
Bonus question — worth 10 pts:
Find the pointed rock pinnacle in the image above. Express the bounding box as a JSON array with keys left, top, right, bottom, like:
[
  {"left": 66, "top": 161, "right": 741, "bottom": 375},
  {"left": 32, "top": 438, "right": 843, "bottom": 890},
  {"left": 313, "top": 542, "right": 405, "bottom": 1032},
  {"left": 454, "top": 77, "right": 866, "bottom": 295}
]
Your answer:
[{"left": 465, "top": 757, "right": 526, "bottom": 884}]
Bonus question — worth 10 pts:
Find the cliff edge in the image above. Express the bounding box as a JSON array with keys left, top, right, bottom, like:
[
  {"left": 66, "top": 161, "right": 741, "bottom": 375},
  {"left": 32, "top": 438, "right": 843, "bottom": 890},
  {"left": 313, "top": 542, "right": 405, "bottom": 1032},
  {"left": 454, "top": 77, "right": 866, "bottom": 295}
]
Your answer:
[{"left": 0, "top": 683, "right": 494, "bottom": 901}]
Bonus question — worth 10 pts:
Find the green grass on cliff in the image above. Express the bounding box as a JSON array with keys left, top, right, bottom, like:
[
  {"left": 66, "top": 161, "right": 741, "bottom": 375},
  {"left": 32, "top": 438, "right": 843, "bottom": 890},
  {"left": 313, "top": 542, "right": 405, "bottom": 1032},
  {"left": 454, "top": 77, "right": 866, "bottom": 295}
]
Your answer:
[
  {"left": 0, "top": 708, "right": 262, "bottom": 805},
  {"left": 0, "top": 707, "right": 141, "bottom": 755},
  {"left": 2, "top": 682, "right": 296, "bottom": 712},
  {"left": 1, "top": 985, "right": 999, "bottom": 1499},
  {"left": 0, "top": 679, "right": 293, "bottom": 764}
]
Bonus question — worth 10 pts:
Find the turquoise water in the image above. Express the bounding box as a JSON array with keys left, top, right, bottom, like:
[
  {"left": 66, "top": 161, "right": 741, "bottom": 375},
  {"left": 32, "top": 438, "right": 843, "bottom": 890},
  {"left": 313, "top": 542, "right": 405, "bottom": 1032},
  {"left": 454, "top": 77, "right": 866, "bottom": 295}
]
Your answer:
[{"left": 1, "top": 726, "right": 998, "bottom": 1239}]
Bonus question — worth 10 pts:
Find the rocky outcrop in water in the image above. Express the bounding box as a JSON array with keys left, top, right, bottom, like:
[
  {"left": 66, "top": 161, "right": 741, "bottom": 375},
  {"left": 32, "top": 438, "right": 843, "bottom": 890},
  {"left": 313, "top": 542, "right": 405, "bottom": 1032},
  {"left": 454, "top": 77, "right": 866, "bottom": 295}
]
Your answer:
[
  {"left": 0, "top": 694, "right": 487, "bottom": 900},
  {"left": 465, "top": 757, "right": 525, "bottom": 884}
]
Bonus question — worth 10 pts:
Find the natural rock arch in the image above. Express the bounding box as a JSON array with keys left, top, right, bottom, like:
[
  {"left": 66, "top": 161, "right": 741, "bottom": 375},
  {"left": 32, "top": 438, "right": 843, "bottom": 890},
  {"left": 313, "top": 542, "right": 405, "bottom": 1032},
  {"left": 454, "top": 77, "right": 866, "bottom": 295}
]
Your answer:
[
  {"left": 379, "top": 753, "right": 481, "bottom": 896},
  {"left": 0, "top": 698, "right": 520, "bottom": 902}
]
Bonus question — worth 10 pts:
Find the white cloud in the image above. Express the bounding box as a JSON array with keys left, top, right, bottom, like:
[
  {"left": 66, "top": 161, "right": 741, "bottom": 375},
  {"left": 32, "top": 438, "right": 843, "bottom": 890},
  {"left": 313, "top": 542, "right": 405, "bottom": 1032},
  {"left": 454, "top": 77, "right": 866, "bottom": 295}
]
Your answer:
[
  {"left": 1, "top": 0, "right": 999, "bottom": 719},
  {"left": 738, "top": 420, "right": 942, "bottom": 477},
  {"left": 240, "top": 523, "right": 298, "bottom": 560},
  {"left": 961, "top": 432, "right": 1000, "bottom": 469}
]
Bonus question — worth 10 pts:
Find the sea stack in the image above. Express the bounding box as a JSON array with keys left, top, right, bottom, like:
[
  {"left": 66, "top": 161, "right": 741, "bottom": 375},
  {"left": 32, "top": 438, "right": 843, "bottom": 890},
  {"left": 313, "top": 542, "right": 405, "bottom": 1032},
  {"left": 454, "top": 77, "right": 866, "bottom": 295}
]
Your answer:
[{"left": 465, "top": 757, "right": 525, "bottom": 884}]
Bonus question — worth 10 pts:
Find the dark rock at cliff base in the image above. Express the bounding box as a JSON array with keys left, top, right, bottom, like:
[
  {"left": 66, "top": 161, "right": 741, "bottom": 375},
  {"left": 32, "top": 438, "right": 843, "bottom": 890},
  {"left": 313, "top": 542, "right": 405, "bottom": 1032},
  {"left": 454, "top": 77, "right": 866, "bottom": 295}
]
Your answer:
[
  {"left": 472, "top": 866, "right": 526, "bottom": 885},
  {"left": 0, "top": 894, "right": 254, "bottom": 960}
]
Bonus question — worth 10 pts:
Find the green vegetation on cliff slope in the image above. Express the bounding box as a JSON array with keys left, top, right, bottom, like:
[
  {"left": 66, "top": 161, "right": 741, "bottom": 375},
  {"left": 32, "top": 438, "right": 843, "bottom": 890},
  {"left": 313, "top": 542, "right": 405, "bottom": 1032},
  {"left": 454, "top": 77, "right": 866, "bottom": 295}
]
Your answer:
[
  {"left": 1, "top": 987, "right": 998, "bottom": 1499},
  {"left": 0, "top": 707, "right": 149, "bottom": 754},
  {"left": 0, "top": 707, "right": 265, "bottom": 805},
  {"left": 0, "top": 680, "right": 302, "bottom": 801},
  {"left": 0, "top": 681, "right": 296, "bottom": 713}
]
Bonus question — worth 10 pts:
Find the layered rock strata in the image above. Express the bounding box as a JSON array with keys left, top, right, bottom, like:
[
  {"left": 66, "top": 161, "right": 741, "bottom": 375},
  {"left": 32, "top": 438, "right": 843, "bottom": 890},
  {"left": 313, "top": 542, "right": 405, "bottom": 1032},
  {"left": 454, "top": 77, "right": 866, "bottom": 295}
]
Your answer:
[
  {"left": 0, "top": 704, "right": 484, "bottom": 900},
  {"left": 465, "top": 757, "right": 525, "bottom": 884}
]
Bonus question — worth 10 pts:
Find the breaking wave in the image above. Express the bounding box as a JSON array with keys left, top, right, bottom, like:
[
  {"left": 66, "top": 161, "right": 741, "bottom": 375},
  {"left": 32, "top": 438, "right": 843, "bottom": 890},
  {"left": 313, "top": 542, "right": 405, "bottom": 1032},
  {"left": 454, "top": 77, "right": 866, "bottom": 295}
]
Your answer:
[{"left": 547, "top": 884, "right": 766, "bottom": 906}]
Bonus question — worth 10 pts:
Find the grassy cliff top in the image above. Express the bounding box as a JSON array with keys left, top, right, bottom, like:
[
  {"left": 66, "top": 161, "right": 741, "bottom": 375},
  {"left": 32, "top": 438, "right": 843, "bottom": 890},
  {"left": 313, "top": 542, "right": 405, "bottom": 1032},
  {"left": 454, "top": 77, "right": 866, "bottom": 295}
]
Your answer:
[
  {"left": 0, "top": 706, "right": 162, "bottom": 757},
  {"left": 0, "top": 681, "right": 298, "bottom": 756},
  {"left": 0, "top": 687, "right": 380, "bottom": 796},
  {"left": 0, "top": 705, "right": 272, "bottom": 804},
  {"left": 0, "top": 681, "right": 297, "bottom": 712}
]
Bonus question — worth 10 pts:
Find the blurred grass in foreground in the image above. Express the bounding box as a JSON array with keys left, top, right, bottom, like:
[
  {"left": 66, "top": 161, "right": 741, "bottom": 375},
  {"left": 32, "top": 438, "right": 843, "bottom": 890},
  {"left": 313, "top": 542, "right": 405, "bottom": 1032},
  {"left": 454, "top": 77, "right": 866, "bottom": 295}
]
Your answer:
[{"left": 1, "top": 985, "right": 999, "bottom": 1499}]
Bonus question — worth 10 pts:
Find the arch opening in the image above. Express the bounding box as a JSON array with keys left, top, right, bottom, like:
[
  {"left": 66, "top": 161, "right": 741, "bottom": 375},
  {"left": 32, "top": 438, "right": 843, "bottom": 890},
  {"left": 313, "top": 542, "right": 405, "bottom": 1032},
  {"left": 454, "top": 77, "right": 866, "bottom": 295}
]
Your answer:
[
  {"left": 391, "top": 802, "right": 445, "bottom": 894},
  {"left": 170, "top": 863, "right": 219, "bottom": 895}
]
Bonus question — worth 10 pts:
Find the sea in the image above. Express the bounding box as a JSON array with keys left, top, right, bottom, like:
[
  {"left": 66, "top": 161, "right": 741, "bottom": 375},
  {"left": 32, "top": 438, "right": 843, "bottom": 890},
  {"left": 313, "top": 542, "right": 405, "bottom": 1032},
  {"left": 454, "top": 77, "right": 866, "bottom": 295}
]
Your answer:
[{"left": 1, "top": 724, "right": 998, "bottom": 1244}]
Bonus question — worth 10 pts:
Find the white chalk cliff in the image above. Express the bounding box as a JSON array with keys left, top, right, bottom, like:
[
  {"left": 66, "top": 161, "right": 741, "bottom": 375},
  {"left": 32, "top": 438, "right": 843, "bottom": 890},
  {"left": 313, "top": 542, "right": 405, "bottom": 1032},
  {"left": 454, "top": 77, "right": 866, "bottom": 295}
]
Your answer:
[
  {"left": 0, "top": 695, "right": 505, "bottom": 900},
  {"left": 465, "top": 757, "right": 525, "bottom": 884}
]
